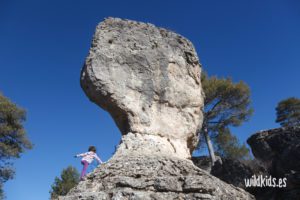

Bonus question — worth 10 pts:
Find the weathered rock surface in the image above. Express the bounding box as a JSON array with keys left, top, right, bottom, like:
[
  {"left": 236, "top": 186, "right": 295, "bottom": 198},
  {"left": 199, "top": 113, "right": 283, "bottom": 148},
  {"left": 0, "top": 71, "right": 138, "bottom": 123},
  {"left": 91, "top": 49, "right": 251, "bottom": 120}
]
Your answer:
[
  {"left": 59, "top": 156, "right": 254, "bottom": 200},
  {"left": 247, "top": 126, "right": 300, "bottom": 199},
  {"left": 81, "top": 17, "right": 204, "bottom": 159}
]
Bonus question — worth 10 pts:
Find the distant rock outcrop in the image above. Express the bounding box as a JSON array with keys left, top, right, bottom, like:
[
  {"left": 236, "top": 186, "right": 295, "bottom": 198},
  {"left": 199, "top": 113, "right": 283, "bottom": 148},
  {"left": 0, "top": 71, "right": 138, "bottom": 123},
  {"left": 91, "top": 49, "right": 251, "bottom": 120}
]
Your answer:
[
  {"left": 59, "top": 17, "right": 254, "bottom": 200},
  {"left": 247, "top": 126, "right": 300, "bottom": 199},
  {"left": 194, "top": 126, "right": 300, "bottom": 199},
  {"left": 247, "top": 126, "right": 300, "bottom": 173}
]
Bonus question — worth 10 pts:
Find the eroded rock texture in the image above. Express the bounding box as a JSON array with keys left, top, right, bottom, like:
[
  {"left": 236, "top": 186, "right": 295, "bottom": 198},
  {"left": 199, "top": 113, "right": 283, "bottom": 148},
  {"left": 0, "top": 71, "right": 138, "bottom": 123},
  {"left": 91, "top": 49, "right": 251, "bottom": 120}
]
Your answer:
[
  {"left": 59, "top": 156, "right": 254, "bottom": 200},
  {"left": 81, "top": 17, "right": 203, "bottom": 159}
]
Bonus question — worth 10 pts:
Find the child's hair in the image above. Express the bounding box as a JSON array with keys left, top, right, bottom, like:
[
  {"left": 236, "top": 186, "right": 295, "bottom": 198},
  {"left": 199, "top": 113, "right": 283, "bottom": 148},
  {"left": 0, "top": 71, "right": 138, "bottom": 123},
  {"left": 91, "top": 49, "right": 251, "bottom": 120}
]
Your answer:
[{"left": 88, "top": 146, "right": 97, "bottom": 152}]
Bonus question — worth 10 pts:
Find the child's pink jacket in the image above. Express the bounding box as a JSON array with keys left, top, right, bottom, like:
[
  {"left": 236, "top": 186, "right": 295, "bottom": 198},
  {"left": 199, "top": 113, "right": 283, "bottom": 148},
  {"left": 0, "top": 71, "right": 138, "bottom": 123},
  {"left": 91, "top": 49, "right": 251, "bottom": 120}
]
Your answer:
[{"left": 76, "top": 151, "right": 102, "bottom": 164}]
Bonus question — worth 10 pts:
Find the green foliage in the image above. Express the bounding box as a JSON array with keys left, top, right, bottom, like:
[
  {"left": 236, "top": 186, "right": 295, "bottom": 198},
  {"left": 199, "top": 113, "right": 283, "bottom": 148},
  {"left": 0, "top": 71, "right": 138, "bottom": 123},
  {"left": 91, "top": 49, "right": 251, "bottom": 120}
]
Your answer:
[
  {"left": 275, "top": 97, "right": 300, "bottom": 127},
  {"left": 214, "top": 128, "right": 251, "bottom": 160},
  {"left": 201, "top": 73, "right": 253, "bottom": 132},
  {"left": 198, "top": 72, "right": 253, "bottom": 160},
  {"left": 0, "top": 92, "right": 32, "bottom": 199},
  {"left": 50, "top": 166, "right": 80, "bottom": 199}
]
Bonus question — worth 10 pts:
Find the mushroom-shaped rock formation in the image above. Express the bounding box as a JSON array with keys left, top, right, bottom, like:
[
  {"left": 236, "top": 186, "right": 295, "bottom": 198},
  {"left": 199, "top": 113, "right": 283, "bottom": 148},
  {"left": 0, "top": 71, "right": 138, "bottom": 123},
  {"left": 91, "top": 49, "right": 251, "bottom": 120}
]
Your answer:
[
  {"left": 81, "top": 17, "right": 204, "bottom": 159},
  {"left": 58, "top": 18, "right": 255, "bottom": 200}
]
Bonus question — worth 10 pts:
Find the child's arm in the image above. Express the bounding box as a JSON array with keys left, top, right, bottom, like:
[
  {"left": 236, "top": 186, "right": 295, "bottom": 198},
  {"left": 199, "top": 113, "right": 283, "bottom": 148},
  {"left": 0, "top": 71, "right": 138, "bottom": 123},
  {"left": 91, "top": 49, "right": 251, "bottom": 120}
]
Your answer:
[
  {"left": 94, "top": 154, "right": 103, "bottom": 164},
  {"left": 75, "top": 152, "right": 88, "bottom": 157}
]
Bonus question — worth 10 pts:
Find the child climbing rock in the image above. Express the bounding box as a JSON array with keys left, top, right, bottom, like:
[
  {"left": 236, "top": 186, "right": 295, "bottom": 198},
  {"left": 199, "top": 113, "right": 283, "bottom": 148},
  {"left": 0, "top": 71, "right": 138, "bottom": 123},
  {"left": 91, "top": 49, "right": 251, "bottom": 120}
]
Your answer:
[{"left": 75, "top": 146, "right": 103, "bottom": 180}]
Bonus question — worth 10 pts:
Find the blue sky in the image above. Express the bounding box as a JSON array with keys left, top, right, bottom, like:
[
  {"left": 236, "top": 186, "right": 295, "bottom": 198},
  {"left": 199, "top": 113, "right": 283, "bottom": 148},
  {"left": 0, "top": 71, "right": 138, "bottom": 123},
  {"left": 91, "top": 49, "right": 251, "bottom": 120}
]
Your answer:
[{"left": 1, "top": 0, "right": 300, "bottom": 199}]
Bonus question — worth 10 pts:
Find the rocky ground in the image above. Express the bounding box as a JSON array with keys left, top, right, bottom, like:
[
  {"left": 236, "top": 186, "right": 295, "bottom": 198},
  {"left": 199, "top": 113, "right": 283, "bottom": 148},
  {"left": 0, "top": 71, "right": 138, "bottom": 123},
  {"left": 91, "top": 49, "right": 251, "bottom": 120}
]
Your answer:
[{"left": 58, "top": 156, "right": 254, "bottom": 200}]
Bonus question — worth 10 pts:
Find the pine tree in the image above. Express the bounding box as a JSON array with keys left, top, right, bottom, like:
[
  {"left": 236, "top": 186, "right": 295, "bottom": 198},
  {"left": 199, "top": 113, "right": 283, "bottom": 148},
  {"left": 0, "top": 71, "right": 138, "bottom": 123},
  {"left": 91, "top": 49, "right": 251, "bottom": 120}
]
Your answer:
[
  {"left": 0, "top": 92, "right": 32, "bottom": 199},
  {"left": 50, "top": 166, "right": 80, "bottom": 199},
  {"left": 275, "top": 97, "right": 300, "bottom": 127},
  {"left": 198, "top": 73, "right": 253, "bottom": 164}
]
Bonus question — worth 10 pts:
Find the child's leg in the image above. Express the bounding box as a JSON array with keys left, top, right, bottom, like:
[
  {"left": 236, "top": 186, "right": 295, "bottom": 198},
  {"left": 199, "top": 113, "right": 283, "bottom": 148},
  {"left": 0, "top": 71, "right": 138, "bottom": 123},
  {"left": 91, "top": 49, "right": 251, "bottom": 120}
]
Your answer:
[{"left": 80, "top": 160, "right": 89, "bottom": 180}]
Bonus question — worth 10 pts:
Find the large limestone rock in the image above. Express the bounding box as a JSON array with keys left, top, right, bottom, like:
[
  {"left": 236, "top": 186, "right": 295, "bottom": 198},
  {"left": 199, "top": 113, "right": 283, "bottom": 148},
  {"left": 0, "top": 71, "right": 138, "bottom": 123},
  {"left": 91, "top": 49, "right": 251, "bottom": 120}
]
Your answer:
[
  {"left": 60, "top": 18, "right": 254, "bottom": 200},
  {"left": 81, "top": 17, "right": 203, "bottom": 159}
]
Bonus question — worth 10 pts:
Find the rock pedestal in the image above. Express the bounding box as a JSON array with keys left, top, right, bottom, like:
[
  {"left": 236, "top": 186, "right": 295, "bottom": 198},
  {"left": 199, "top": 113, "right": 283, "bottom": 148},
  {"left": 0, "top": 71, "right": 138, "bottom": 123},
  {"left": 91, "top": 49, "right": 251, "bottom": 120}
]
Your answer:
[{"left": 60, "top": 18, "right": 254, "bottom": 200}]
